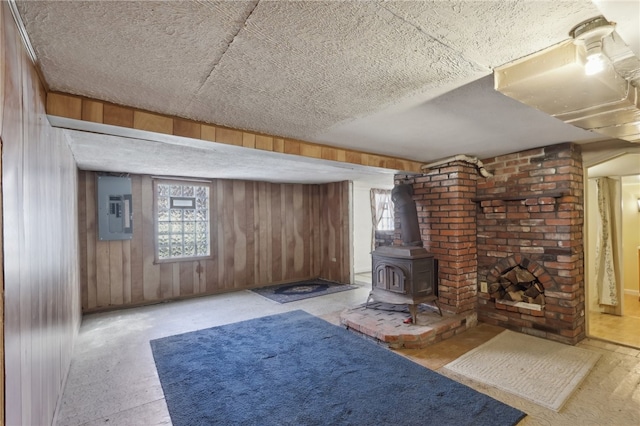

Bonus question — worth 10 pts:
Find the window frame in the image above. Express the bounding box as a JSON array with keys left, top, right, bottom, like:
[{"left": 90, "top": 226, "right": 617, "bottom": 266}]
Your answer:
[
  {"left": 152, "top": 178, "right": 213, "bottom": 264},
  {"left": 374, "top": 192, "right": 394, "bottom": 232}
]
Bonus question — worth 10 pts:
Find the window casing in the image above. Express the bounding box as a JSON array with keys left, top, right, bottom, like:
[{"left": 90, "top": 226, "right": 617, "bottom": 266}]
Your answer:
[
  {"left": 373, "top": 191, "right": 394, "bottom": 231},
  {"left": 153, "top": 179, "right": 212, "bottom": 263}
]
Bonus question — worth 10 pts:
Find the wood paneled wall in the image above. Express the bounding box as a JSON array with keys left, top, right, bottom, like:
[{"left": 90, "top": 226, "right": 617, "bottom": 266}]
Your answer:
[
  {"left": 319, "top": 181, "right": 351, "bottom": 283},
  {"left": 79, "top": 171, "right": 350, "bottom": 311},
  {"left": 1, "top": 3, "right": 82, "bottom": 425}
]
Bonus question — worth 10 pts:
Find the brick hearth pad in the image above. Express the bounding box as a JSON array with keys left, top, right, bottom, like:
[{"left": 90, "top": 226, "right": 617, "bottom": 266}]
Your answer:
[{"left": 340, "top": 302, "right": 477, "bottom": 349}]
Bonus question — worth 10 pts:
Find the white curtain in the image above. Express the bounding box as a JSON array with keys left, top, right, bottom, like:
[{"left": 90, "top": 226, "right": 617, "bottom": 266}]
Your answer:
[
  {"left": 595, "top": 177, "right": 620, "bottom": 307},
  {"left": 370, "top": 189, "right": 392, "bottom": 250}
]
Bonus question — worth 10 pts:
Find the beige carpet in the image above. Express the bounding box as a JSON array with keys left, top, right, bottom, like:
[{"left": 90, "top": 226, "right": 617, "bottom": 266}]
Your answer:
[{"left": 443, "top": 330, "right": 601, "bottom": 412}]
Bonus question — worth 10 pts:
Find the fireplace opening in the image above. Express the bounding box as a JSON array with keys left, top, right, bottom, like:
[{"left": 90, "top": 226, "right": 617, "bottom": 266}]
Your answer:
[
  {"left": 485, "top": 256, "right": 554, "bottom": 312},
  {"left": 489, "top": 264, "right": 545, "bottom": 307}
]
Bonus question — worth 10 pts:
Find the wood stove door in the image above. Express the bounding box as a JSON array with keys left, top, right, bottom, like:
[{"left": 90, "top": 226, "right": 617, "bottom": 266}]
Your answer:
[
  {"left": 374, "top": 263, "right": 406, "bottom": 293},
  {"left": 413, "top": 258, "right": 435, "bottom": 297}
]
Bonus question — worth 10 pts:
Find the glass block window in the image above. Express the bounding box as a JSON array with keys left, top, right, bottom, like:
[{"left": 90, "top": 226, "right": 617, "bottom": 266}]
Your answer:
[{"left": 154, "top": 180, "right": 211, "bottom": 262}]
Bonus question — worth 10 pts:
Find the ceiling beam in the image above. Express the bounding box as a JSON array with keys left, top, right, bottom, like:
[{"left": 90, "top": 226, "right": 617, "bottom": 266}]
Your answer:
[{"left": 46, "top": 92, "right": 423, "bottom": 173}]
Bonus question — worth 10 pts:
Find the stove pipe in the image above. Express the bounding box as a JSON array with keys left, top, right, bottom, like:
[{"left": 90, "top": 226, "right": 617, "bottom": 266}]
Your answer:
[{"left": 392, "top": 183, "right": 423, "bottom": 247}]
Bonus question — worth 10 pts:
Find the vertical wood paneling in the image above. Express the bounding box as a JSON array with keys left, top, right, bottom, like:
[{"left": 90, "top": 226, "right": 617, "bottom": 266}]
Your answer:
[
  {"left": 130, "top": 175, "right": 144, "bottom": 303},
  {"left": 85, "top": 173, "right": 97, "bottom": 308},
  {"left": 206, "top": 183, "right": 218, "bottom": 293},
  {"left": 233, "top": 180, "right": 247, "bottom": 288},
  {"left": 81, "top": 100, "right": 103, "bottom": 123},
  {"left": 103, "top": 103, "right": 134, "bottom": 128},
  {"left": 78, "top": 172, "right": 352, "bottom": 311},
  {"left": 258, "top": 181, "right": 270, "bottom": 284},
  {"left": 216, "top": 127, "right": 243, "bottom": 146},
  {"left": 122, "top": 240, "right": 132, "bottom": 304},
  {"left": 141, "top": 175, "right": 160, "bottom": 300},
  {"left": 78, "top": 172, "right": 88, "bottom": 309},
  {"left": 302, "top": 185, "right": 311, "bottom": 278},
  {"left": 222, "top": 180, "right": 235, "bottom": 289},
  {"left": 95, "top": 241, "right": 110, "bottom": 307},
  {"left": 2, "top": 4, "right": 81, "bottom": 424},
  {"left": 179, "top": 262, "right": 194, "bottom": 295},
  {"left": 293, "top": 186, "right": 304, "bottom": 275},
  {"left": 2, "top": 6, "right": 25, "bottom": 420},
  {"left": 109, "top": 240, "right": 124, "bottom": 305},
  {"left": 319, "top": 182, "right": 351, "bottom": 283},
  {"left": 271, "top": 184, "right": 283, "bottom": 282},
  {"left": 245, "top": 182, "right": 255, "bottom": 286},
  {"left": 173, "top": 118, "right": 200, "bottom": 139},
  {"left": 172, "top": 263, "right": 180, "bottom": 296},
  {"left": 285, "top": 185, "right": 295, "bottom": 280},
  {"left": 215, "top": 180, "right": 226, "bottom": 290},
  {"left": 160, "top": 263, "right": 173, "bottom": 298},
  {"left": 195, "top": 260, "right": 205, "bottom": 294}
]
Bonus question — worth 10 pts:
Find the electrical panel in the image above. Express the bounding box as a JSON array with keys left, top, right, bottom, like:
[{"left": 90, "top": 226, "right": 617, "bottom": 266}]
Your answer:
[{"left": 97, "top": 175, "right": 133, "bottom": 241}]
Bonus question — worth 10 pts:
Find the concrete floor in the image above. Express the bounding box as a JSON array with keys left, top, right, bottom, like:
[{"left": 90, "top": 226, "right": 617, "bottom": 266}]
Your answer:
[{"left": 55, "top": 282, "right": 640, "bottom": 426}]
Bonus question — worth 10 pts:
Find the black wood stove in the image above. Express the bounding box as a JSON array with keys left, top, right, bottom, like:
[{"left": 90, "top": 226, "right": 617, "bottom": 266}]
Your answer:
[
  {"left": 366, "top": 182, "right": 440, "bottom": 324},
  {"left": 367, "top": 246, "right": 439, "bottom": 324}
]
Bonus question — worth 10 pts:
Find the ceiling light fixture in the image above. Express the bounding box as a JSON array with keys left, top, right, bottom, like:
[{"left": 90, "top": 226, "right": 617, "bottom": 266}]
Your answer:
[{"left": 570, "top": 16, "right": 614, "bottom": 76}]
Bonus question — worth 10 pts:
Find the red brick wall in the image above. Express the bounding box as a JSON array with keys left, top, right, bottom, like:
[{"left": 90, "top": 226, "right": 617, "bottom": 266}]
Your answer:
[
  {"left": 396, "top": 160, "right": 478, "bottom": 314},
  {"left": 395, "top": 143, "right": 585, "bottom": 345},
  {"left": 476, "top": 143, "right": 585, "bottom": 344}
]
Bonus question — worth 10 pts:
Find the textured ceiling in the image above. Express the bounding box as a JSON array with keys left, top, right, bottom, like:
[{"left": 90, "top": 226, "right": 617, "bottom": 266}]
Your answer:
[{"left": 15, "top": 0, "right": 640, "bottom": 182}]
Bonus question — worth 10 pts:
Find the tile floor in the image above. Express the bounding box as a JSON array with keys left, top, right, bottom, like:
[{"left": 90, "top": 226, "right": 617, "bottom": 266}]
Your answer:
[{"left": 55, "top": 281, "right": 640, "bottom": 426}]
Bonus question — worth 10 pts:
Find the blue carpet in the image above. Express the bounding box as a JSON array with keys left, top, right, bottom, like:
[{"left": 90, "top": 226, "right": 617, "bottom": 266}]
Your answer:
[{"left": 150, "top": 310, "right": 526, "bottom": 426}]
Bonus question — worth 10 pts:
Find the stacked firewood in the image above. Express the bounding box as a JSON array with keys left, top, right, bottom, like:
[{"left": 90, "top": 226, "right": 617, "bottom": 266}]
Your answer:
[{"left": 488, "top": 265, "right": 545, "bottom": 305}]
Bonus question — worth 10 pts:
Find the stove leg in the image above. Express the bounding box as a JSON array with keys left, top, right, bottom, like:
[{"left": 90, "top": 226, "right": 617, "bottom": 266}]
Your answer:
[
  {"left": 433, "top": 299, "right": 443, "bottom": 317},
  {"left": 365, "top": 292, "right": 373, "bottom": 309},
  {"left": 409, "top": 304, "right": 417, "bottom": 325}
]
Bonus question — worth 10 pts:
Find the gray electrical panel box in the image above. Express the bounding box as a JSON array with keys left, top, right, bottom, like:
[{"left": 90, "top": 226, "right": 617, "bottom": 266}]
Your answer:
[{"left": 97, "top": 175, "right": 133, "bottom": 241}]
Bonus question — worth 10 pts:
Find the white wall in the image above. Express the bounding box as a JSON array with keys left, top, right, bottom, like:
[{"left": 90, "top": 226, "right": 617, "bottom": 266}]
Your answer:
[
  {"left": 586, "top": 175, "right": 640, "bottom": 316},
  {"left": 352, "top": 178, "right": 393, "bottom": 274},
  {"left": 586, "top": 179, "right": 599, "bottom": 313},
  {"left": 621, "top": 179, "right": 640, "bottom": 295}
]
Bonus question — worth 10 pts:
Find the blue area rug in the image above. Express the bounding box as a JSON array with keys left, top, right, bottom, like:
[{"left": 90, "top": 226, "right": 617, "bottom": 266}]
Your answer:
[
  {"left": 150, "top": 310, "right": 526, "bottom": 426},
  {"left": 251, "top": 278, "right": 358, "bottom": 303}
]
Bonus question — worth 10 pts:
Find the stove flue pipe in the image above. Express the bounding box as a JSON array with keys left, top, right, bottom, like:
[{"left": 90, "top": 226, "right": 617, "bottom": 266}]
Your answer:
[
  {"left": 421, "top": 154, "right": 493, "bottom": 178},
  {"left": 391, "top": 183, "right": 423, "bottom": 247}
]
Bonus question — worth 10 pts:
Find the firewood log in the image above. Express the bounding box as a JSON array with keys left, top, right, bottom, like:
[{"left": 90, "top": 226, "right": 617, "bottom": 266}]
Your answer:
[
  {"left": 489, "top": 282, "right": 502, "bottom": 293},
  {"left": 508, "top": 290, "right": 523, "bottom": 302}
]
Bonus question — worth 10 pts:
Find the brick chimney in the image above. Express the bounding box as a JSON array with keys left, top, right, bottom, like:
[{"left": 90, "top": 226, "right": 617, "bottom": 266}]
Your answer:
[{"left": 396, "top": 142, "right": 585, "bottom": 345}]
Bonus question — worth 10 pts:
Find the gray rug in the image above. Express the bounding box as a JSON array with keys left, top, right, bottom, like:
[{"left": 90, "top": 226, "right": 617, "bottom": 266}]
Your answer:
[
  {"left": 443, "top": 330, "right": 600, "bottom": 411},
  {"left": 251, "top": 278, "right": 357, "bottom": 303}
]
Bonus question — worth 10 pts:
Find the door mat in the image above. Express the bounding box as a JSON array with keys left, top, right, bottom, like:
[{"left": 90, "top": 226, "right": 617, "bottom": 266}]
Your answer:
[
  {"left": 251, "top": 279, "right": 358, "bottom": 303},
  {"left": 443, "top": 330, "right": 600, "bottom": 411}
]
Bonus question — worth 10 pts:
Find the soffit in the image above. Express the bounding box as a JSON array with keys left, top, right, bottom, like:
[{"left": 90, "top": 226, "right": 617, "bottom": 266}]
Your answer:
[{"left": 16, "top": 0, "right": 608, "bottom": 168}]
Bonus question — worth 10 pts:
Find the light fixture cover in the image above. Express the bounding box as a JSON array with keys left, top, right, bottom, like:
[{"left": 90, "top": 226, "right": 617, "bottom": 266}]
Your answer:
[
  {"left": 571, "top": 16, "right": 614, "bottom": 76},
  {"left": 495, "top": 16, "right": 640, "bottom": 144}
]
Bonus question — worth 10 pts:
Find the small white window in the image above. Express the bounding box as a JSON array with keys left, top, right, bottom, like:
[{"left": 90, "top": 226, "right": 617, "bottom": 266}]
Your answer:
[
  {"left": 154, "top": 179, "right": 212, "bottom": 262},
  {"left": 371, "top": 189, "right": 394, "bottom": 231}
]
